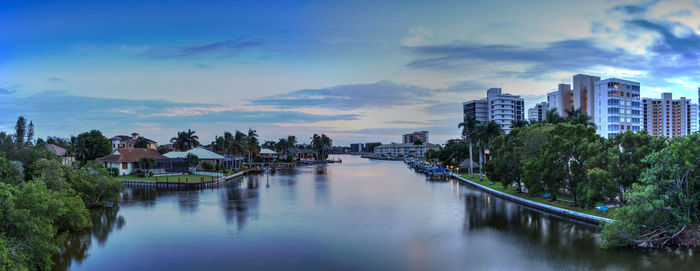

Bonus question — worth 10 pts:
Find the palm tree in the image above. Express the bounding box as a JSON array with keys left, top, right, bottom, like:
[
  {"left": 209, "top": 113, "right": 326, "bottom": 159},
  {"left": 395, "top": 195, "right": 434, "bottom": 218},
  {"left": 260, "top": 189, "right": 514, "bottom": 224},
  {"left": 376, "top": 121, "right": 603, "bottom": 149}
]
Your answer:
[
  {"left": 233, "top": 130, "right": 248, "bottom": 167},
  {"left": 475, "top": 120, "right": 503, "bottom": 182},
  {"left": 564, "top": 108, "right": 595, "bottom": 127},
  {"left": 310, "top": 134, "right": 332, "bottom": 160},
  {"left": 545, "top": 108, "right": 565, "bottom": 124},
  {"left": 170, "top": 129, "right": 200, "bottom": 151},
  {"left": 320, "top": 134, "right": 332, "bottom": 160},
  {"left": 247, "top": 128, "right": 259, "bottom": 166},
  {"left": 458, "top": 116, "right": 480, "bottom": 178}
]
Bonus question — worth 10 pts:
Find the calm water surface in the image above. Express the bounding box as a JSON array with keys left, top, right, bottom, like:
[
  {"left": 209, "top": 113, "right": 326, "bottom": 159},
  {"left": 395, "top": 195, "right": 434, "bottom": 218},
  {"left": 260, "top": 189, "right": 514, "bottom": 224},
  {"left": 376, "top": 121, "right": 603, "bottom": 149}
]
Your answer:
[{"left": 55, "top": 155, "right": 698, "bottom": 270}]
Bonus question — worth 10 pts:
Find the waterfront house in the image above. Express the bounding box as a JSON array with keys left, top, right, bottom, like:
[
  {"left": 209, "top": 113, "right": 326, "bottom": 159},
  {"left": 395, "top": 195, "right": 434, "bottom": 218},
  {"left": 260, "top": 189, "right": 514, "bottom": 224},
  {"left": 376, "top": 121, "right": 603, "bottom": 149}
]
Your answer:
[
  {"left": 109, "top": 132, "right": 158, "bottom": 151},
  {"left": 163, "top": 147, "right": 225, "bottom": 170},
  {"left": 288, "top": 148, "right": 317, "bottom": 160},
  {"left": 46, "top": 143, "right": 75, "bottom": 165},
  {"left": 259, "top": 148, "right": 279, "bottom": 161},
  {"left": 373, "top": 143, "right": 440, "bottom": 158},
  {"left": 96, "top": 148, "right": 168, "bottom": 175}
]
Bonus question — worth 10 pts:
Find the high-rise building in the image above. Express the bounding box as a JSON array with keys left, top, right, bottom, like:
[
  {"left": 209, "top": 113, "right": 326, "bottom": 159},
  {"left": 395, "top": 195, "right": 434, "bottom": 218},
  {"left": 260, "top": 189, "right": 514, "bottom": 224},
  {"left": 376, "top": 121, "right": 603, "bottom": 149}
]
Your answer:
[
  {"left": 573, "top": 74, "right": 601, "bottom": 118},
  {"left": 528, "top": 102, "right": 548, "bottom": 123},
  {"left": 547, "top": 89, "right": 560, "bottom": 114},
  {"left": 593, "top": 78, "right": 642, "bottom": 138},
  {"left": 463, "top": 88, "right": 525, "bottom": 134},
  {"left": 642, "top": 93, "right": 698, "bottom": 137},
  {"left": 402, "top": 131, "right": 429, "bottom": 144},
  {"left": 350, "top": 143, "right": 363, "bottom": 153}
]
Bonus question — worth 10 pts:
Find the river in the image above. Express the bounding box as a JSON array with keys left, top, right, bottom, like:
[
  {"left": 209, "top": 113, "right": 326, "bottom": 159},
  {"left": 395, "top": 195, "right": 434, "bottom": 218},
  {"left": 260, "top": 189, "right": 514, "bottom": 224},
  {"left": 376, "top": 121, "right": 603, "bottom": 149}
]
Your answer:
[{"left": 54, "top": 155, "right": 698, "bottom": 270}]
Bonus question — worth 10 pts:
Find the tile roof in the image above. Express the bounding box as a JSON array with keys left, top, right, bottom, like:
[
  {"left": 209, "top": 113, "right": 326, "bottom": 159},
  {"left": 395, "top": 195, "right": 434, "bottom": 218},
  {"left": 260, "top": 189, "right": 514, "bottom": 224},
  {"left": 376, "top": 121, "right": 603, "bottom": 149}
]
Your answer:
[
  {"left": 46, "top": 143, "right": 68, "bottom": 156},
  {"left": 96, "top": 148, "right": 167, "bottom": 163}
]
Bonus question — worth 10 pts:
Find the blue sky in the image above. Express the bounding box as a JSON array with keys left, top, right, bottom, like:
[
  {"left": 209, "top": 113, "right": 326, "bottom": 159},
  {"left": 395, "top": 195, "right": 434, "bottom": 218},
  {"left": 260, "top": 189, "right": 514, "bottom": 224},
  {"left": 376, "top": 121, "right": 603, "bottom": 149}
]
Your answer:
[{"left": 2, "top": 0, "right": 700, "bottom": 145}]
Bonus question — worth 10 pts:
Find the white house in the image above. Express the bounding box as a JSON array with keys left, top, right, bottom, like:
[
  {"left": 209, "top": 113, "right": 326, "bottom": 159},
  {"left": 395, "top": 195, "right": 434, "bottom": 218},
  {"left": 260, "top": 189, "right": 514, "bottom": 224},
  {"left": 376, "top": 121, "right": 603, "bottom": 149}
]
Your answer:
[{"left": 96, "top": 148, "right": 167, "bottom": 175}]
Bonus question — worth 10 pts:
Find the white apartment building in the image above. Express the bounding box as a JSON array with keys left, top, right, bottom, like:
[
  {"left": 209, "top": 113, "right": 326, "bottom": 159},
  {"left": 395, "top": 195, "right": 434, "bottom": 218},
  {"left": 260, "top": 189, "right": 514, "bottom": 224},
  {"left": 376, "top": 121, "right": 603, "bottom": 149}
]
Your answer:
[
  {"left": 642, "top": 93, "right": 698, "bottom": 137},
  {"left": 463, "top": 88, "right": 524, "bottom": 134},
  {"left": 528, "top": 102, "right": 548, "bottom": 122},
  {"left": 593, "top": 78, "right": 642, "bottom": 138},
  {"left": 373, "top": 143, "right": 440, "bottom": 158}
]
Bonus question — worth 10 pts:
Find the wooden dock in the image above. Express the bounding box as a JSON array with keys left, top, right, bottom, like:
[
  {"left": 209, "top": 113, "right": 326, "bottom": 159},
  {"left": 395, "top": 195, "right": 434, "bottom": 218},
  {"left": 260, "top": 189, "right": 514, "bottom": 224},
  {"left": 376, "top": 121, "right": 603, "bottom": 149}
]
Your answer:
[{"left": 120, "top": 168, "right": 263, "bottom": 189}]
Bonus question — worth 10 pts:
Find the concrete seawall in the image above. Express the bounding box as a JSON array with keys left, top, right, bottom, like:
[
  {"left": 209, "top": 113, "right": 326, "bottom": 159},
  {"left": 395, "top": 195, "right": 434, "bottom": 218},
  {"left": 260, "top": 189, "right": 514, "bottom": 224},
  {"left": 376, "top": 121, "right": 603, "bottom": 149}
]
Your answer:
[{"left": 452, "top": 174, "right": 613, "bottom": 225}]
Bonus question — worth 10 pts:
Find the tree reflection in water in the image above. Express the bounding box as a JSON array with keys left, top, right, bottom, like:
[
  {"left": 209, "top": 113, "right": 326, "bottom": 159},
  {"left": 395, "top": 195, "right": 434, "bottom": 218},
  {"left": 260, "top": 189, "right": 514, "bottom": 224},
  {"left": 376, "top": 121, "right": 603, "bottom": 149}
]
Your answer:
[
  {"left": 51, "top": 207, "right": 125, "bottom": 271},
  {"left": 221, "top": 176, "right": 259, "bottom": 230}
]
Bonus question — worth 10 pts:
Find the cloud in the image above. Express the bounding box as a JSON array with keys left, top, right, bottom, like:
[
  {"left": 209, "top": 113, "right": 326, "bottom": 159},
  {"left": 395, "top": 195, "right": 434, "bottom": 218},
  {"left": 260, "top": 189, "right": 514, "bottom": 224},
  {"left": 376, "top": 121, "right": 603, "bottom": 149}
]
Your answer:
[
  {"left": 624, "top": 19, "right": 700, "bottom": 77},
  {"left": 0, "top": 91, "right": 360, "bottom": 139},
  {"left": 404, "top": 39, "right": 642, "bottom": 78},
  {"left": 45, "top": 77, "right": 65, "bottom": 83},
  {"left": 252, "top": 80, "right": 435, "bottom": 110},
  {"left": 402, "top": 26, "right": 432, "bottom": 47},
  {"left": 141, "top": 38, "right": 264, "bottom": 59},
  {"left": 610, "top": 4, "right": 647, "bottom": 15}
]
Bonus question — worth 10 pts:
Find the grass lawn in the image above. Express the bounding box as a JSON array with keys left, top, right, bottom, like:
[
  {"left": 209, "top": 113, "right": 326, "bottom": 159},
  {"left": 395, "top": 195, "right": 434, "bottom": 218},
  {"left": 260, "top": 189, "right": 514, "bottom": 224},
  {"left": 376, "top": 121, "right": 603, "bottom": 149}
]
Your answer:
[
  {"left": 458, "top": 173, "right": 614, "bottom": 219},
  {"left": 115, "top": 174, "right": 218, "bottom": 183}
]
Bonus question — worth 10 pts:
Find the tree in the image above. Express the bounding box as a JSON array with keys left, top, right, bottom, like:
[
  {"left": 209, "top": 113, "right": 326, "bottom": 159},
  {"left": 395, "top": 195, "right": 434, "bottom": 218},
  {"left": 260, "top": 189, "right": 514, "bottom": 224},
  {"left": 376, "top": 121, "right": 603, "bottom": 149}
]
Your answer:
[
  {"left": 262, "top": 140, "right": 277, "bottom": 152},
  {"left": 170, "top": 129, "right": 199, "bottom": 151},
  {"left": 246, "top": 128, "right": 260, "bottom": 165},
  {"left": 75, "top": 130, "right": 111, "bottom": 164},
  {"left": 600, "top": 133, "right": 700, "bottom": 248},
  {"left": 545, "top": 108, "right": 564, "bottom": 124},
  {"left": 459, "top": 116, "right": 480, "bottom": 178},
  {"left": 605, "top": 131, "right": 666, "bottom": 203},
  {"left": 565, "top": 108, "right": 595, "bottom": 127},
  {"left": 475, "top": 121, "right": 503, "bottom": 182},
  {"left": 156, "top": 145, "right": 171, "bottom": 154},
  {"left": 186, "top": 153, "right": 199, "bottom": 168},
  {"left": 134, "top": 136, "right": 150, "bottom": 148},
  {"left": 14, "top": 116, "right": 26, "bottom": 146},
  {"left": 413, "top": 138, "right": 424, "bottom": 145},
  {"left": 138, "top": 157, "right": 155, "bottom": 174},
  {"left": 510, "top": 119, "right": 529, "bottom": 129},
  {"left": 27, "top": 121, "right": 34, "bottom": 144}
]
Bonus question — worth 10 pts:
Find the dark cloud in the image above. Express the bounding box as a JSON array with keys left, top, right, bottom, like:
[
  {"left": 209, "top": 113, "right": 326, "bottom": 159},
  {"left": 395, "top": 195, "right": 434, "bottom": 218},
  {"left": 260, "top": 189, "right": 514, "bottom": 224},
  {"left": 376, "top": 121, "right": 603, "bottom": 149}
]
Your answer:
[
  {"left": 45, "top": 77, "right": 65, "bottom": 83},
  {"left": 142, "top": 38, "right": 264, "bottom": 59},
  {"left": 611, "top": 5, "right": 647, "bottom": 14},
  {"left": 404, "top": 39, "right": 641, "bottom": 78},
  {"left": 624, "top": 19, "right": 700, "bottom": 77},
  {"left": 252, "top": 80, "right": 434, "bottom": 110}
]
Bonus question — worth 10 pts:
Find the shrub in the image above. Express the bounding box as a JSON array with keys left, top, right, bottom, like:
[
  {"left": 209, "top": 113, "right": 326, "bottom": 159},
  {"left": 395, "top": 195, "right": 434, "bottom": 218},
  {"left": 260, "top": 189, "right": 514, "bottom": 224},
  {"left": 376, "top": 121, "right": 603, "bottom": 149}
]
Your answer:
[
  {"left": 201, "top": 161, "right": 214, "bottom": 171},
  {"left": 215, "top": 164, "right": 222, "bottom": 171}
]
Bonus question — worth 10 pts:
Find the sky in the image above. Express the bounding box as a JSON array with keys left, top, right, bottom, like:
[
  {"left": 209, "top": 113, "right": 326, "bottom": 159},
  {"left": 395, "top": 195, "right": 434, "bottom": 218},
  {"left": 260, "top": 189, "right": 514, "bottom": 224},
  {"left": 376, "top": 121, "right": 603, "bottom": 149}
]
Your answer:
[{"left": 1, "top": 0, "right": 700, "bottom": 146}]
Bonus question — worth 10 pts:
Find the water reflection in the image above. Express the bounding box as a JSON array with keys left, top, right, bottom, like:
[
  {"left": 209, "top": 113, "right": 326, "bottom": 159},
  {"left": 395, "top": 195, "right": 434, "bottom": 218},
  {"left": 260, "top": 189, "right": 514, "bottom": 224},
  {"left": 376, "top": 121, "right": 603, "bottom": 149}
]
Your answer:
[
  {"left": 52, "top": 207, "right": 125, "bottom": 271},
  {"left": 54, "top": 156, "right": 700, "bottom": 271}
]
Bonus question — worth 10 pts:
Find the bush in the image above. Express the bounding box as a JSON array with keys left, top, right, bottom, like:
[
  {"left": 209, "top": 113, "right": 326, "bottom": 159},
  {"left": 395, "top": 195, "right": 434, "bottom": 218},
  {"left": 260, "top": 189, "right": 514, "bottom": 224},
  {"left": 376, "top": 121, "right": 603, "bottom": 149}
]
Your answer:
[
  {"left": 137, "top": 172, "right": 145, "bottom": 177},
  {"left": 201, "top": 161, "right": 214, "bottom": 171},
  {"left": 148, "top": 171, "right": 154, "bottom": 177},
  {"left": 215, "top": 164, "right": 222, "bottom": 171}
]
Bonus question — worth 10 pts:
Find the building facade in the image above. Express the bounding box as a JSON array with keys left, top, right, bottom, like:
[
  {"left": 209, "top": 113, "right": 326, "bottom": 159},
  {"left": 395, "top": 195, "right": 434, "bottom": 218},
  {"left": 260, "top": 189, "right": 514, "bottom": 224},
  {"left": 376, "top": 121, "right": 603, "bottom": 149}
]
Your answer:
[
  {"left": 110, "top": 132, "right": 158, "bottom": 151},
  {"left": 593, "top": 78, "right": 642, "bottom": 138},
  {"left": 528, "top": 102, "right": 548, "bottom": 123},
  {"left": 573, "top": 74, "right": 601, "bottom": 118},
  {"left": 642, "top": 93, "right": 698, "bottom": 137},
  {"left": 402, "top": 131, "right": 429, "bottom": 144},
  {"left": 463, "top": 88, "right": 524, "bottom": 134},
  {"left": 373, "top": 143, "right": 440, "bottom": 158}
]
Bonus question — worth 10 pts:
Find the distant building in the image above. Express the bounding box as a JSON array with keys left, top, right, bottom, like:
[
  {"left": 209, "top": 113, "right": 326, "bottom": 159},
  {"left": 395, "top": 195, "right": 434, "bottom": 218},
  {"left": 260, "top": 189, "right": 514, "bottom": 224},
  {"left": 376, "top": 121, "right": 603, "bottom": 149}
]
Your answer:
[
  {"left": 109, "top": 132, "right": 157, "bottom": 151},
  {"left": 593, "top": 78, "right": 642, "bottom": 138},
  {"left": 527, "top": 102, "right": 548, "bottom": 123},
  {"left": 402, "top": 131, "right": 429, "bottom": 144},
  {"left": 642, "top": 93, "right": 698, "bottom": 137},
  {"left": 46, "top": 144, "right": 75, "bottom": 166},
  {"left": 364, "top": 142, "right": 381, "bottom": 153},
  {"left": 373, "top": 143, "right": 440, "bottom": 158},
  {"left": 573, "top": 74, "right": 601, "bottom": 118},
  {"left": 350, "top": 143, "right": 363, "bottom": 153},
  {"left": 164, "top": 147, "right": 225, "bottom": 170},
  {"left": 463, "top": 88, "right": 524, "bottom": 134}
]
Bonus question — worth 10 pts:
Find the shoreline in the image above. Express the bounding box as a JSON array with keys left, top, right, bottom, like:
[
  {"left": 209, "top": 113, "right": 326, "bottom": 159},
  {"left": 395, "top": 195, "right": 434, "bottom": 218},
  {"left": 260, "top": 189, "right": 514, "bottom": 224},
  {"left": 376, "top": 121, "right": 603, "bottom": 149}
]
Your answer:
[{"left": 451, "top": 173, "right": 612, "bottom": 226}]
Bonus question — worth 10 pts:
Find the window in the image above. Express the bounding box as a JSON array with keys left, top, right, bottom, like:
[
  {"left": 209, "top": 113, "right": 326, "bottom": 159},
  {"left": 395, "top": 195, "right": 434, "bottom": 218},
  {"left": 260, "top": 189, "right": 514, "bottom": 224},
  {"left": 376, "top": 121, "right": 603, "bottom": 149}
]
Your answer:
[
  {"left": 121, "top": 162, "right": 128, "bottom": 169},
  {"left": 608, "top": 116, "right": 619, "bottom": 122},
  {"left": 608, "top": 125, "right": 619, "bottom": 131},
  {"left": 608, "top": 99, "right": 619, "bottom": 105},
  {"left": 608, "top": 108, "right": 619, "bottom": 114}
]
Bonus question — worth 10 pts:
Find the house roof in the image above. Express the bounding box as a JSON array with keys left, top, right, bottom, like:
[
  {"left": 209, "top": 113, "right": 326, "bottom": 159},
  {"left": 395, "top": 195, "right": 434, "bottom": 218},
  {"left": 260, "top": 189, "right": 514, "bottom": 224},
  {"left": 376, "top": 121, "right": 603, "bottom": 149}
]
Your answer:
[
  {"left": 163, "top": 147, "right": 225, "bottom": 160},
  {"left": 96, "top": 148, "right": 167, "bottom": 163},
  {"left": 46, "top": 144, "right": 68, "bottom": 156},
  {"left": 260, "top": 148, "right": 277, "bottom": 154},
  {"left": 109, "top": 134, "right": 157, "bottom": 143}
]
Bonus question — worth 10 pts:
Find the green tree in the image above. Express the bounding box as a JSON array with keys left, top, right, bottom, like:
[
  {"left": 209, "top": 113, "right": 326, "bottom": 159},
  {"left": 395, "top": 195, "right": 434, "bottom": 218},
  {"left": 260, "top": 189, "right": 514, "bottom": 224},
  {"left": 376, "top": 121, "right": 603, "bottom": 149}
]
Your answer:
[
  {"left": 134, "top": 136, "right": 150, "bottom": 148},
  {"left": 138, "top": 157, "right": 155, "bottom": 174},
  {"left": 14, "top": 116, "right": 26, "bottom": 146},
  {"left": 186, "top": 153, "right": 199, "bottom": 168},
  {"left": 75, "top": 130, "right": 111, "bottom": 164},
  {"left": 606, "top": 131, "right": 666, "bottom": 203},
  {"left": 247, "top": 128, "right": 260, "bottom": 165},
  {"left": 564, "top": 108, "right": 595, "bottom": 127},
  {"left": 545, "top": 108, "right": 564, "bottom": 124},
  {"left": 600, "top": 133, "right": 700, "bottom": 248},
  {"left": 475, "top": 120, "right": 503, "bottom": 182},
  {"left": 170, "top": 129, "right": 199, "bottom": 151},
  {"left": 156, "top": 145, "right": 171, "bottom": 154}
]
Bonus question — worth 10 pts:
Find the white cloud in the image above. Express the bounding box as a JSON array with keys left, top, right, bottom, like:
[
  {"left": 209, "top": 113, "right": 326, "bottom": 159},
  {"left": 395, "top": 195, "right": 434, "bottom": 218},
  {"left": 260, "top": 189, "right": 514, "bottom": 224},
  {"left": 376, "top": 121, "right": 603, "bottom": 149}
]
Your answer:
[{"left": 402, "top": 26, "right": 432, "bottom": 47}]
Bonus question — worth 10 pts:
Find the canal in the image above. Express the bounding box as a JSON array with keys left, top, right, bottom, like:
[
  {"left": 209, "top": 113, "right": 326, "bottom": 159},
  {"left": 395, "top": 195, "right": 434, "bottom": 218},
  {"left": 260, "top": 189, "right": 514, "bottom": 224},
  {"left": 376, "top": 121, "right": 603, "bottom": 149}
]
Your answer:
[{"left": 54, "top": 155, "right": 698, "bottom": 270}]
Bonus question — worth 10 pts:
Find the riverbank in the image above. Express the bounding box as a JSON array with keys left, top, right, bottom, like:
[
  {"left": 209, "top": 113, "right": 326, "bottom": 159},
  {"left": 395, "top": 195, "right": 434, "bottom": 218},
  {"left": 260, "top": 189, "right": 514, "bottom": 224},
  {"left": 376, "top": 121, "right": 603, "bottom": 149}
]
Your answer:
[{"left": 453, "top": 173, "right": 612, "bottom": 225}]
